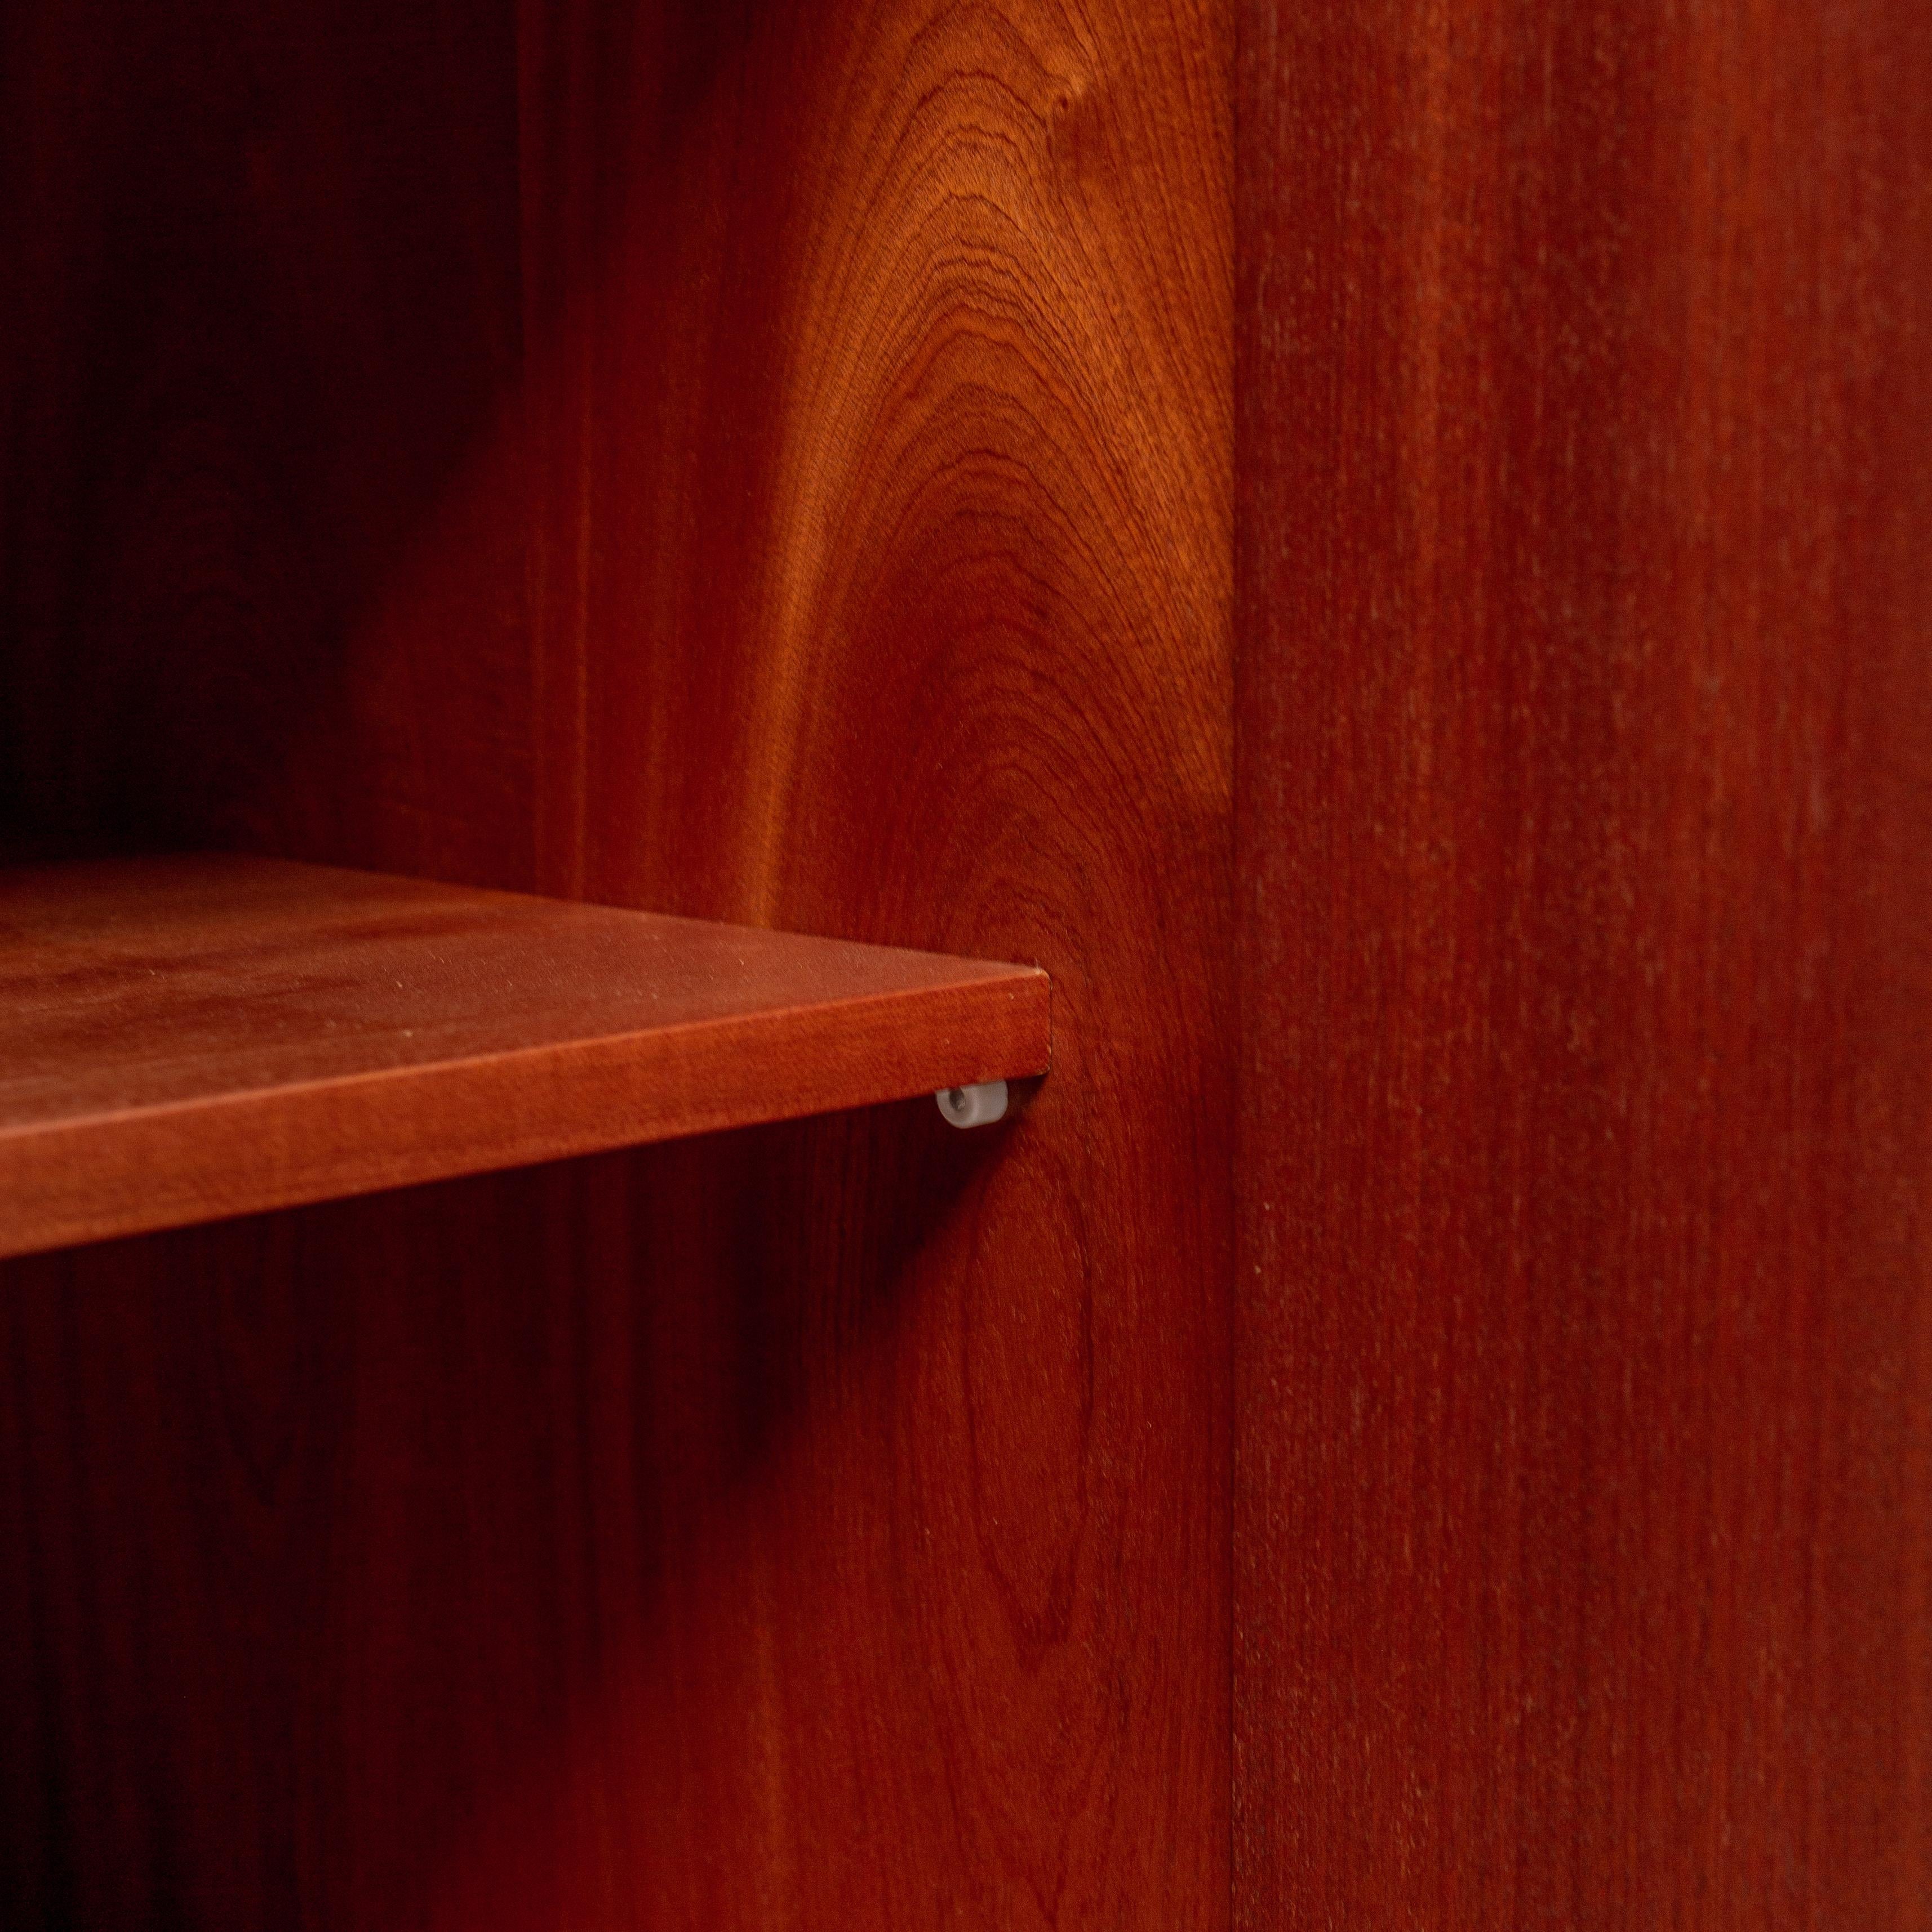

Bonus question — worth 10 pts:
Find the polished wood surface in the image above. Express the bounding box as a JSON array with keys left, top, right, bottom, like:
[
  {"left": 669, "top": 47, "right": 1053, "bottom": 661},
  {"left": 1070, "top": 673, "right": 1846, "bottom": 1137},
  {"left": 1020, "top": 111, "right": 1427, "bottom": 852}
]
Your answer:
[
  {"left": 0, "top": 855, "right": 1050, "bottom": 1260},
  {"left": 1236, "top": 1, "right": 1931, "bottom": 1925},
  {"left": 1, "top": 2, "right": 1232, "bottom": 1927},
  {"left": 513, "top": 3, "right": 1235, "bottom": 1921}
]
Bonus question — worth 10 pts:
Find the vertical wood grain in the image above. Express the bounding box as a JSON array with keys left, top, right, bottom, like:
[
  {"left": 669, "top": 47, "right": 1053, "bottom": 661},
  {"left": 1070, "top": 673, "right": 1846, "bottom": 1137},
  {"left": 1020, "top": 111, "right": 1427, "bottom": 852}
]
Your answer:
[{"left": 1236, "top": 1, "right": 1932, "bottom": 1924}]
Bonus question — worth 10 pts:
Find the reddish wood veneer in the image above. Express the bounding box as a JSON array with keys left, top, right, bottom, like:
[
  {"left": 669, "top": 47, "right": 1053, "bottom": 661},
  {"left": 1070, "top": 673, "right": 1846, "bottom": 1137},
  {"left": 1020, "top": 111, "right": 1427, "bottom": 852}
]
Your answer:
[
  {"left": 1236, "top": 1, "right": 1932, "bottom": 1925},
  {"left": 0, "top": 855, "right": 1050, "bottom": 1259},
  {"left": 0, "top": 1, "right": 1233, "bottom": 1925}
]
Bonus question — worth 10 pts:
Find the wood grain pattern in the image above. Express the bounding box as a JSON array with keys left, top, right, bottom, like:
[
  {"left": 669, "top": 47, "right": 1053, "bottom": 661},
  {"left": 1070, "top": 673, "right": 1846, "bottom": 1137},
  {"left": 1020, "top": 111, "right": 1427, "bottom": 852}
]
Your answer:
[
  {"left": 1236, "top": 1, "right": 1932, "bottom": 1925},
  {"left": 0, "top": 854, "right": 1050, "bottom": 1259},
  {"left": 1, "top": 2, "right": 1233, "bottom": 1927},
  {"left": 510, "top": 4, "right": 1235, "bottom": 1922}
]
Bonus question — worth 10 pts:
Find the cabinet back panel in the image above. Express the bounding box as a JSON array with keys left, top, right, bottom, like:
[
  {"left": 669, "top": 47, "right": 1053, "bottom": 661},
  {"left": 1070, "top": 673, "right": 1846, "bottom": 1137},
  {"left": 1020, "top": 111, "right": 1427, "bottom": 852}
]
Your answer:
[{"left": 0, "top": 0, "right": 533, "bottom": 874}]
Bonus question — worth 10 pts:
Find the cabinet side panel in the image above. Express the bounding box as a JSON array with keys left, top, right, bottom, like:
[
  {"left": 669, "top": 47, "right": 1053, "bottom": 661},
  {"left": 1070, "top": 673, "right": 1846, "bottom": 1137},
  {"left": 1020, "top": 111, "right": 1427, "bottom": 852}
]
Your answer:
[
  {"left": 1236, "top": 1, "right": 1932, "bottom": 1925},
  {"left": 516, "top": 3, "right": 1236, "bottom": 1924}
]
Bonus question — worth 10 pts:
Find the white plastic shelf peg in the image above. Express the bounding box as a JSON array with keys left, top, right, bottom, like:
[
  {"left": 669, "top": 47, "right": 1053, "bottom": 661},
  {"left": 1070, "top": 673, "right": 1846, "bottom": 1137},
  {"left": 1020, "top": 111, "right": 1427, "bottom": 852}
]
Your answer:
[{"left": 936, "top": 1081, "right": 1009, "bottom": 1129}]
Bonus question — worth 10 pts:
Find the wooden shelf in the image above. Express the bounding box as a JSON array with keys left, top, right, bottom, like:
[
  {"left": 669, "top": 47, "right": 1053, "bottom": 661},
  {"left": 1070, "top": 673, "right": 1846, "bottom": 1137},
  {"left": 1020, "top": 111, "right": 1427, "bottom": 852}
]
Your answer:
[{"left": 0, "top": 855, "right": 1051, "bottom": 1259}]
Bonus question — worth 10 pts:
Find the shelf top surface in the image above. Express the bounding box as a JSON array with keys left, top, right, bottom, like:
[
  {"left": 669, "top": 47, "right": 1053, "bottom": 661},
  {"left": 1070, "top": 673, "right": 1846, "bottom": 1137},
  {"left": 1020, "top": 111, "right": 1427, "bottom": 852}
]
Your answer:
[{"left": 0, "top": 855, "right": 1050, "bottom": 1256}]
